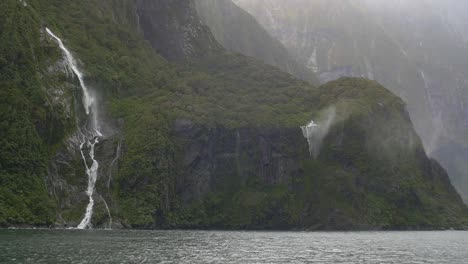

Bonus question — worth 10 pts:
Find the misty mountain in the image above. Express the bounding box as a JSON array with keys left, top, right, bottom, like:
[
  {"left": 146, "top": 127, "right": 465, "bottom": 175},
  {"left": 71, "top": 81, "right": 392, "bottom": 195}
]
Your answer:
[
  {"left": 0, "top": 0, "right": 467, "bottom": 230},
  {"left": 234, "top": 0, "right": 468, "bottom": 203},
  {"left": 194, "top": 0, "right": 317, "bottom": 84}
]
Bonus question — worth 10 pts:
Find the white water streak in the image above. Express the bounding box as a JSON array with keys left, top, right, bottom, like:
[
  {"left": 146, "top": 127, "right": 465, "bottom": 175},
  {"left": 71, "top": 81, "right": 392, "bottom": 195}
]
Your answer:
[
  {"left": 45, "top": 28, "right": 94, "bottom": 116},
  {"left": 101, "top": 196, "right": 113, "bottom": 230},
  {"left": 306, "top": 47, "right": 318, "bottom": 72},
  {"left": 46, "top": 28, "right": 105, "bottom": 229},
  {"left": 301, "top": 107, "right": 336, "bottom": 159},
  {"left": 107, "top": 140, "right": 122, "bottom": 189},
  {"left": 364, "top": 57, "right": 374, "bottom": 80},
  {"left": 77, "top": 138, "right": 99, "bottom": 229}
]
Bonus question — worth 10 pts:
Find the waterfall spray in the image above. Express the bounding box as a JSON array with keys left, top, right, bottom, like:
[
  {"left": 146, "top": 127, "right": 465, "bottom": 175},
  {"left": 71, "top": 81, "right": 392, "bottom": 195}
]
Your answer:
[
  {"left": 301, "top": 107, "right": 336, "bottom": 159},
  {"left": 46, "top": 28, "right": 107, "bottom": 229}
]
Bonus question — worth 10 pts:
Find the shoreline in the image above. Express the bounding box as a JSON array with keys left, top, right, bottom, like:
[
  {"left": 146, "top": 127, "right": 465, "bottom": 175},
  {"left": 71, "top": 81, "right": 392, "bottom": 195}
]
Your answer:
[{"left": 2, "top": 226, "right": 467, "bottom": 232}]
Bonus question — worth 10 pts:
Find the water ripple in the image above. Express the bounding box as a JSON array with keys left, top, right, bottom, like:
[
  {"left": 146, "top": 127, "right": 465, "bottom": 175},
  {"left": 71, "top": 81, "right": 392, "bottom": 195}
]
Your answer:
[{"left": 0, "top": 230, "right": 467, "bottom": 263}]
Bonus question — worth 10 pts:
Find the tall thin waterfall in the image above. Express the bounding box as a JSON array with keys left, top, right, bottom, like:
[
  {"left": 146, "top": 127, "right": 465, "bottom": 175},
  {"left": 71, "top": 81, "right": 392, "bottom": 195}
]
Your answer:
[
  {"left": 77, "top": 138, "right": 100, "bottom": 229},
  {"left": 46, "top": 28, "right": 106, "bottom": 229}
]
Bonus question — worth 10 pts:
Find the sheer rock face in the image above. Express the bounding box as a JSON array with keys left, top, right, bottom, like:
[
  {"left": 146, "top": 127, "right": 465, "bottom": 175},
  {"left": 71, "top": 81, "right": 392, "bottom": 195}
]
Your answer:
[
  {"left": 135, "top": 0, "right": 221, "bottom": 62},
  {"left": 173, "top": 121, "right": 307, "bottom": 203},
  {"left": 233, "top": 0, "right": 468, "bottom": 204},
  {"left": 194, "top": 0, "right": 317, "bottom": 84}
]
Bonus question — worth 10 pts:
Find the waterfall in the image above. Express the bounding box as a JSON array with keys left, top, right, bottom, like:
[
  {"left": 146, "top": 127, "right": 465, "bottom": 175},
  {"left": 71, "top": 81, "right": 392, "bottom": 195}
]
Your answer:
[
  {"left": 77, "top": 137, "right": 99, "bottom": 229},
  {"left": 46, "top": 29, "right": 91, "bottom": 113},
  {"left": 306, "top": 47, "right": 318, "bottom": 72},
  {"left": 301, "top": 120, "right": 320, "bottom": 158},
  {"left": 101, "top": 196, "right": 113, "bottom": 230},
  {"left": 301, "top": 107, "right": 336, "bottom": 159},
  {"left": 107, "top": 140, "right": 122, "bottom": 189},
  {"left": 46, "top": 28, "right": 106, "bottom": 229}
]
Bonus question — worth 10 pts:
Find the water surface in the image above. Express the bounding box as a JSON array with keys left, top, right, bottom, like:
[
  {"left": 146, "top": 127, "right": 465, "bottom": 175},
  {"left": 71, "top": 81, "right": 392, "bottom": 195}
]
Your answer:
[{"left": 0, "top": 230, "right": 466, "bottom": 263}]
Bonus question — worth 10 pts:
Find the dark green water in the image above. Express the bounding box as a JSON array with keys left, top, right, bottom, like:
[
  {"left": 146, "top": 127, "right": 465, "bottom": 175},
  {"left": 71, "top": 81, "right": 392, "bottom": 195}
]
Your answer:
[{"left": 0, "top": 229, "right": 467, "bottom": 263}]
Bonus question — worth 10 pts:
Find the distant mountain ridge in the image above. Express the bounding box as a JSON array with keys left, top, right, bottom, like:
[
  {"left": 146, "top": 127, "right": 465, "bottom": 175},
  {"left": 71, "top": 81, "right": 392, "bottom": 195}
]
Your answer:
[
  {"left": 233, "top": 0, "right": 468, "bottom": 203},
  {"left": 194, "top": 0, "right": 318, "bottom": 84}
]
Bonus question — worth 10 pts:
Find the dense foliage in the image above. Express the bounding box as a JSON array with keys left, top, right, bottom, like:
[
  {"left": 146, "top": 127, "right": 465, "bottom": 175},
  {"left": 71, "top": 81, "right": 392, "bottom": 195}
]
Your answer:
[
  {"left": 161, "top": 79, "right": 468, "bottom": 230},
  {"left": 0, "top": 0, "right": 65, "bottom": 225},
  {"left": 0, "top": 0, "right": 466, "bottom": 229}
]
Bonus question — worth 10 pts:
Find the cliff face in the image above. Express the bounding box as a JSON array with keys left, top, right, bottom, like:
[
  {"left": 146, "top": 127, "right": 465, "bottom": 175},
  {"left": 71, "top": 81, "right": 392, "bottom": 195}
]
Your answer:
[
  {"left": 135, "top": 0, "right": 221, "bottom": 62},
  {"left": 174, "top": 123, "right": 308, "bottom": 202},
  {"left": 165, "top": 78, "right": 466, "bottom": 230},
  {"left": 432, "top": 142, "right": 468, "bottom": 203},
  {"left": 232, "top": 0, "right": 433, "bottom": 137},
  {"left": 194, "top": 0, "right": 317, "bottom": 84},
  {"left": 234, "top": 0, "right": 468, "bottom": 204},
  {"left": 0, "top": 0, "right": 467, "bottom": 229}
]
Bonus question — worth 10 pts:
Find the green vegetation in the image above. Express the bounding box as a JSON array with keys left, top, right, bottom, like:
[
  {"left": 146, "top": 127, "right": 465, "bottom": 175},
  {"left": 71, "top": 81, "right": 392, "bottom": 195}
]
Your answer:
[
  {"left": 157, "top": 78, "right": 468, "bottom": 230},
  {"left": 0, "top": 0, "right": 466, "bottom": 229},
  {"left": 0, "top": 0, "right": 64, "bottom": 226}
]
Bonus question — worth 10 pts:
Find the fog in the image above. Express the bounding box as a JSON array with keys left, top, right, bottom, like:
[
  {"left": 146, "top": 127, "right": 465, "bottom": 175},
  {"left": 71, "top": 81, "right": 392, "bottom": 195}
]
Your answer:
[{"left": 233, "top": 0, "right": 468, "bottom": 203}]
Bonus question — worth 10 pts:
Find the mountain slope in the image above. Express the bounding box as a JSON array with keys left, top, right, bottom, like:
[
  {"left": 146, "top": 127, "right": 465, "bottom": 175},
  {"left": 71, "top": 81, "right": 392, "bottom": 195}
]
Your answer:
[
  {"left": 0, "top": 0, "right": 74, "bottom": 225},
  {"left": 0, "top": 0, "right": 466, "bottom": 229},
  {"left": 194, "top": 0, "right": 317, "bottom": 84},
  {"left": 234, "top": 0, "right": 468, "bottom": 203},
  {"left": 358, "top": 0, "right": 468, "bottom": 203}
]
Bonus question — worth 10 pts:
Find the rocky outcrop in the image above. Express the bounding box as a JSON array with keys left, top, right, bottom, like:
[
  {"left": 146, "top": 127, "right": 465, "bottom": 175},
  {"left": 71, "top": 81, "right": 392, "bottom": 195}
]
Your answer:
[{"left": 135, "top": 0, "right": 221, "bottom": 61}]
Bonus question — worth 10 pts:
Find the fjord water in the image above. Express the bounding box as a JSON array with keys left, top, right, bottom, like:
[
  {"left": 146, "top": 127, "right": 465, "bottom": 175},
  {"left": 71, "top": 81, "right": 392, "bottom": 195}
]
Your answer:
[{"left": 1, "top": 230, "right": 466, "bottom": 263}]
